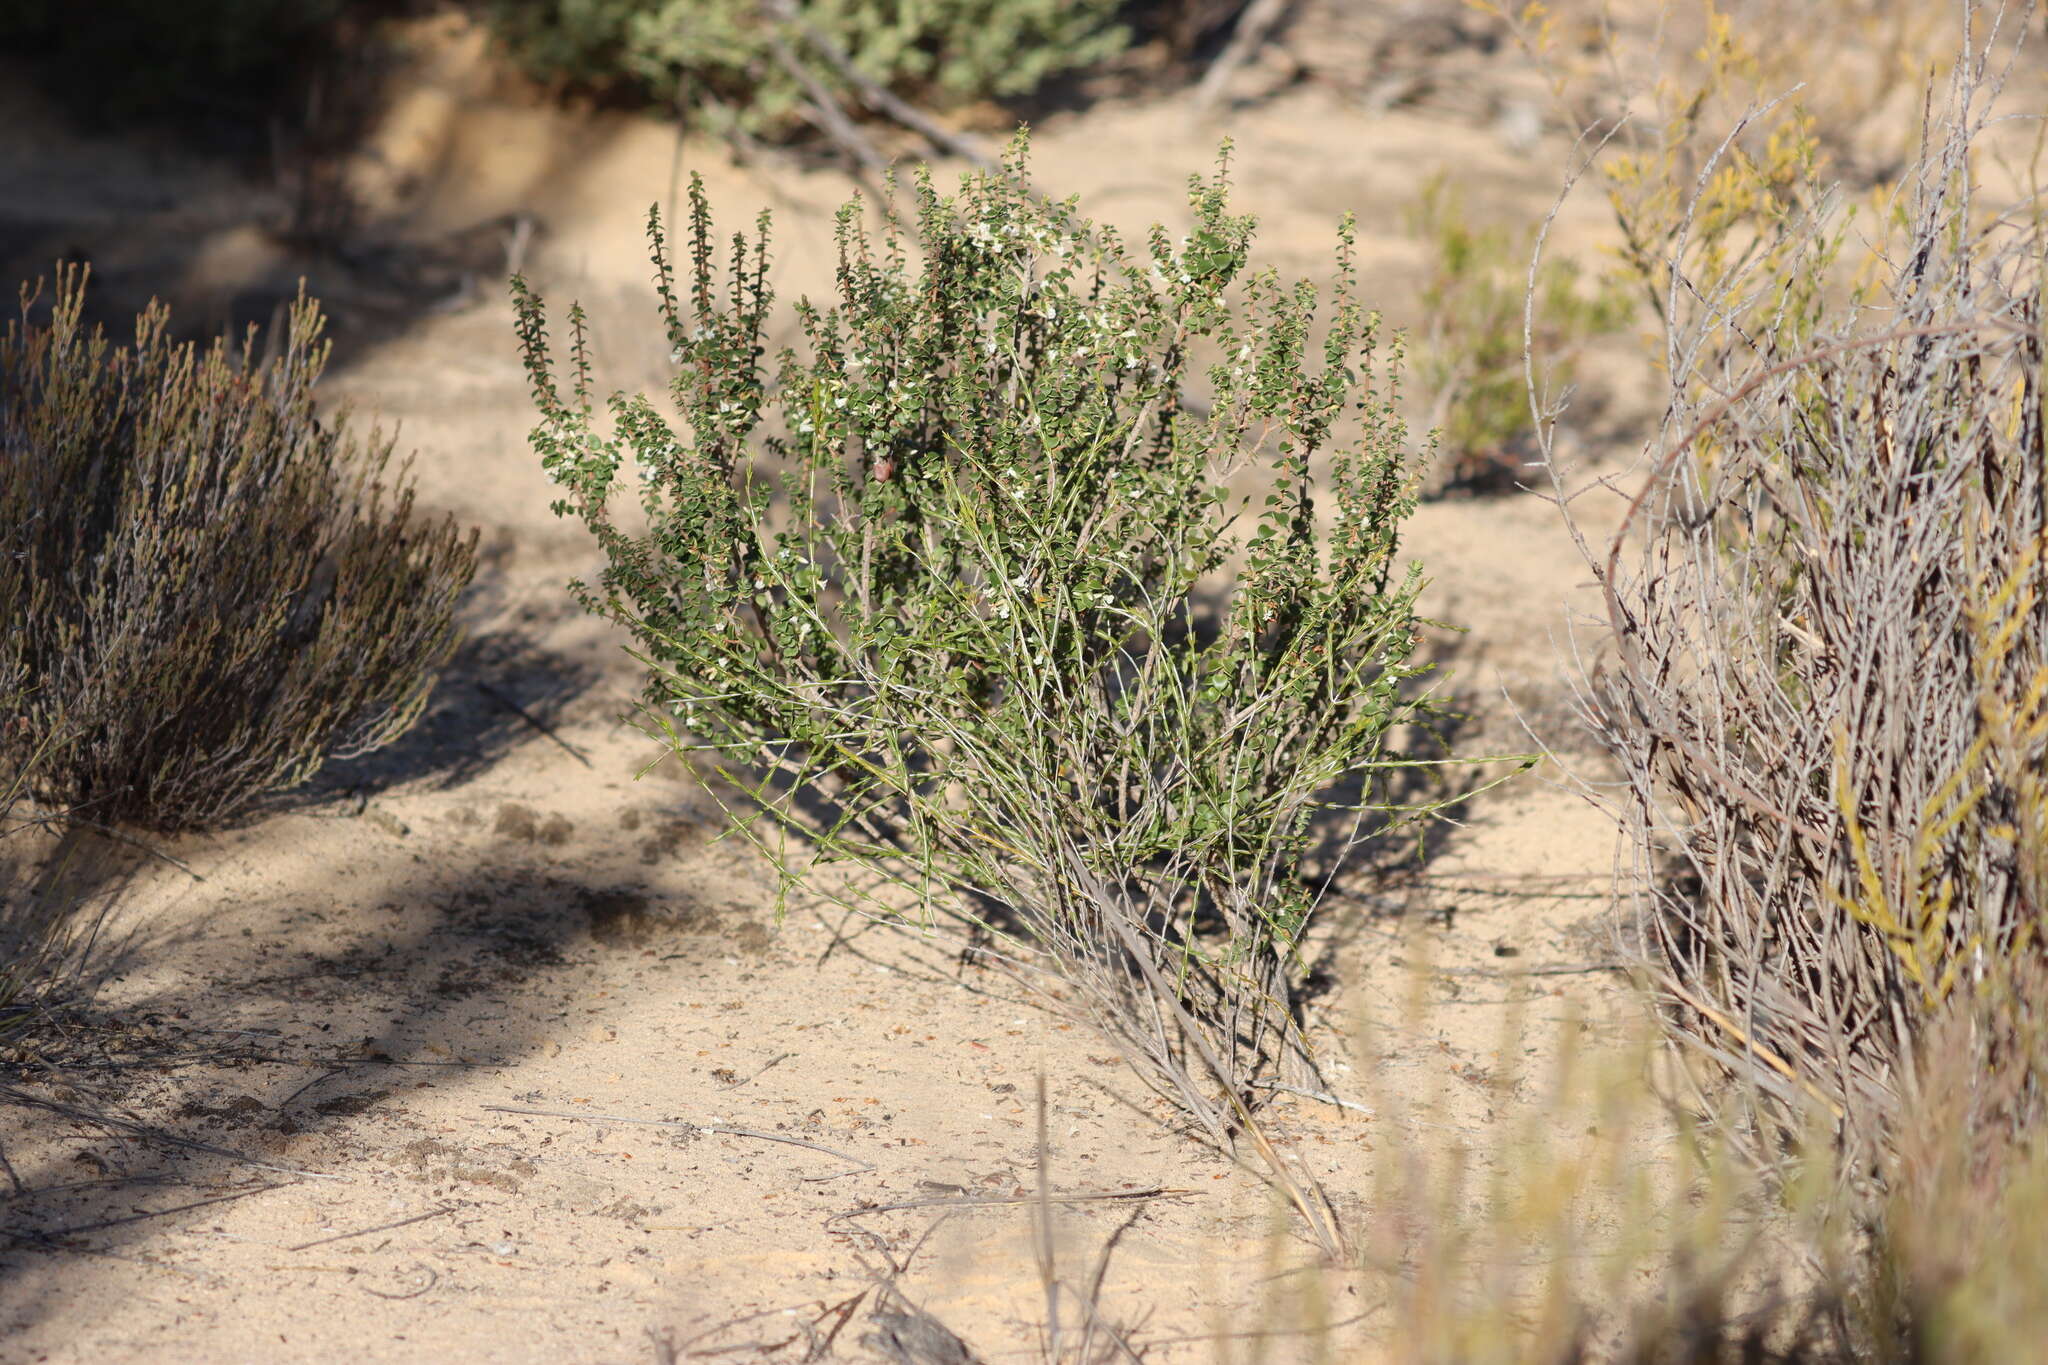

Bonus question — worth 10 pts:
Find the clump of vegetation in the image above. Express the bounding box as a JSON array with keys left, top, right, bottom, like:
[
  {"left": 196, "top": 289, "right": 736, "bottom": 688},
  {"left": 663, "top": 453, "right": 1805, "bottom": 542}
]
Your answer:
[
  {"left": 489, "top": 0, "right": 1128, "bottom": 135},
  {"left": 516, "top": 142, "right": 1508, "bottom": 1241},
  {"left": 1424, "top": 1, "right": 2048, "bottom": 1351},
  {"left": 0, "top": 267, "right": 478, "bottom": 832},
  {"left": 1344, "top": 985, "right": 2048, "bottom": 1363},
  {"left": 0, "top": 630, "right": 52, "bottom": 1046},
  {"left": 1529, "top": 0, "right": 2046, "bottom": 1181},
  {"left": 1404, "top": 175, "right": 1629, "bottom": 494}
]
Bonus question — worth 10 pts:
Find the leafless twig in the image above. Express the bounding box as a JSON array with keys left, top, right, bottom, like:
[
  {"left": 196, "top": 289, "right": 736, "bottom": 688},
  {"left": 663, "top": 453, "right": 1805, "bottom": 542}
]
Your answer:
[
  {"left": 1193, "top": 0, "right": 1295, "bottom": 112},
  {"left": 288, "top": 1203, "right": 457, "bottom": 1252},
  {"left": 475, "top": 682, "right": 591, "bottom": 768},
  {"left": 9, "top": 1182, "right": 283, "bottom": 1242}
]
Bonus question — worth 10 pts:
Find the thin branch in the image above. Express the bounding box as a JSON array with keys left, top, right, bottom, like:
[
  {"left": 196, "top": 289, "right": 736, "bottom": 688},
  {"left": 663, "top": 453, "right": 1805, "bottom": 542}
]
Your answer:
[
  {"left": 287, "top": 1203, "right": 458, "bottom": 1252},
  {"left": 475, "top": 681, "right": 591, "bottom": 768},
  {"left": 1193, "top": 0, "right": 1295, "bottom": 113},
  {"left": 762, "top": 0, "right": 993, "bottom": 167}
]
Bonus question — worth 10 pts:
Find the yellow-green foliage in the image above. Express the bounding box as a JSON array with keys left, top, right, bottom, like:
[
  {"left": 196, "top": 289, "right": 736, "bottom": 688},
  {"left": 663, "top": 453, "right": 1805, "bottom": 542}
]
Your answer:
[{"left": 1482, "top": 0, "right": 1991, "bottom": 355}]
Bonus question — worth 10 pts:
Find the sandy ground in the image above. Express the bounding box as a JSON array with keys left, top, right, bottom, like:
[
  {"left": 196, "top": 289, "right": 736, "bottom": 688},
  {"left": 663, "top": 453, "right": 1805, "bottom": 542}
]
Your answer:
[{"left": 1, "top": 7, "right": 1650, "bottom": 1360}]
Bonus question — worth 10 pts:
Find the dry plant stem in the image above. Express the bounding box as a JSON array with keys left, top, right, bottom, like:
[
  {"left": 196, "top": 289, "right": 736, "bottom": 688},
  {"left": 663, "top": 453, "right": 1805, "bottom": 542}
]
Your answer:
[
  {"left": 829, "top": 1188, "right": 1187, "bottom": 1222},
  {"left": 757, "top": 20, "right": 886, "bottom": 174},
  {"left": 719, "top": 1051, "right": 793, "bottom": 1088},
  {"left": 480, "top": 1104, "right": 875, "bottom": 1179},
  {"left": 286, "top": 1204, "right": 457, "bottom": 1252},
  {"left": 1193, "top": 0, "right": 1294, "bottom": 112},
  {"left": 1033, "top": 1074, "right": 1061, "bottom": 1362},
  {"left": 5, "top": 1092, "right": 348, "bottom": 1180},
  {"left": 1250, "top": 1080, "right": 1372, "bottom": 1115},
  {"left": 11, "top": 1182, "right": 283, "bottom": 1242},
  {"left": 1098, "top": 904, "right": 1341, "bottom": 1256},
  {"left": 49, "top": 817, "right": 206, "bottom": 881},
  {"left": 474, "top": 681, "right": 592, "bottom": 768}
]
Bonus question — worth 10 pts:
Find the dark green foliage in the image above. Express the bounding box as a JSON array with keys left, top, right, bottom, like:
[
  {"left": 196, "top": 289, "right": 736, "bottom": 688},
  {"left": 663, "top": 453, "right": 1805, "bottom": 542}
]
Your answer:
[
  {"left": 0, "top": 267, "right": 478, "bottom": 832},
  {"left": 515, "top": 142, "right": 1503, "bottom": 1167}
]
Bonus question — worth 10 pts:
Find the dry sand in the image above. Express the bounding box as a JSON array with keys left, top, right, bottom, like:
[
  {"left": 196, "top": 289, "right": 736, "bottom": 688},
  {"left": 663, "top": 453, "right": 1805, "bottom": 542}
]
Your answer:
[{"left": 1, "top": 8, "right": 1649, "bottom": 1360}]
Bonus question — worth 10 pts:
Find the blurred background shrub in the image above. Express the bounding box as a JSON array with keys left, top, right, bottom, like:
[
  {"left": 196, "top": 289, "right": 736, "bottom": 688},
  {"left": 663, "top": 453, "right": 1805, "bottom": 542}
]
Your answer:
[
  {"left": 1404, "top": 174, "right": 1631, "bottom": 495},
  {"left": 485, "top": 0, "right": 1132, "bottom": 133}
]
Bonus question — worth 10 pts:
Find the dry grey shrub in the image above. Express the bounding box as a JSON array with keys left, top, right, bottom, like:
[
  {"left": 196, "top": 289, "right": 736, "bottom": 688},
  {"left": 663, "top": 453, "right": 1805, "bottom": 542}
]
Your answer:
[
  {"left": 1546, "top": 8, "right": 2048, "bottom": 1167},
  {"left": 0, "top": 266, "right": 478, "bottom": 832}
]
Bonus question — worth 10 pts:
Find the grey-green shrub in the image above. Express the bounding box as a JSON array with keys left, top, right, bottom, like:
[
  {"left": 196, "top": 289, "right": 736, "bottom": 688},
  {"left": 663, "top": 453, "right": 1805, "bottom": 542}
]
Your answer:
[
  {"left": 0, "top": 268, "right": 478, "bottom": 832},
  {"left": 488, "top": 0, "right": 1127, "bottom": 134},
  {"left": 514, "top": 143, "right": 1505, "bottom": 1212}
]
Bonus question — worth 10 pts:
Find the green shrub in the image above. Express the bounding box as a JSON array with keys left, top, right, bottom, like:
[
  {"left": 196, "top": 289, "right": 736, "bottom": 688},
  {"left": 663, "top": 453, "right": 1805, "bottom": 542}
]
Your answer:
[
  {"left": 515, "top": 144, "right": 1505, "bottom": 1229},
  {"left": 488, "top": 0, "right": 1128, "bottom": 134},
  {"left": 0, "top": 267, "right": 479, "bottom": 832}
]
